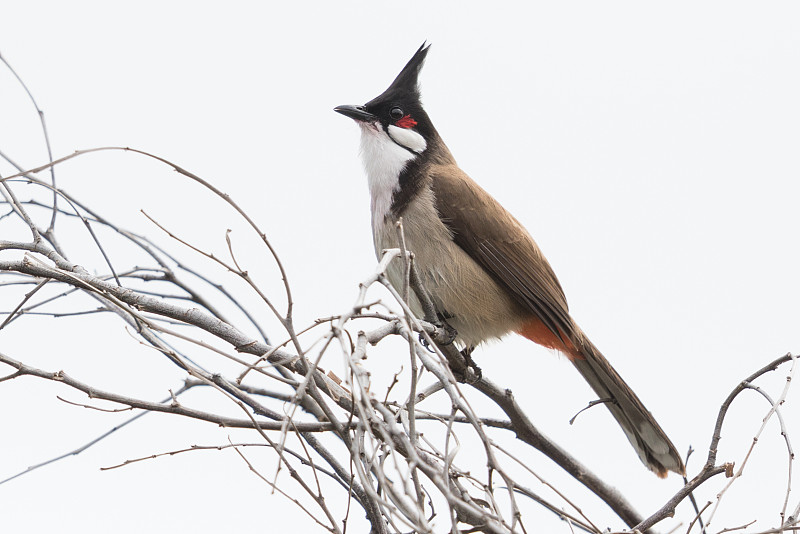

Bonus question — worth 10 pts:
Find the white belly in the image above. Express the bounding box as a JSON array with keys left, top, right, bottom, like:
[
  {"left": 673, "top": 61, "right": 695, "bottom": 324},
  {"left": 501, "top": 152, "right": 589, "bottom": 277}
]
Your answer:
[{"left": 373, "top": 187, "right": 524, "bottom": 347}]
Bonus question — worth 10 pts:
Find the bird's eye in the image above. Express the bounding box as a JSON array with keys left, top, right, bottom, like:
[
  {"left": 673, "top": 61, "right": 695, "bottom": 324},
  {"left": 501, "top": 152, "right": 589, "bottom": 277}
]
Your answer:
[{"left": 390, "top": 107, "right": 404, "bottom": 120}]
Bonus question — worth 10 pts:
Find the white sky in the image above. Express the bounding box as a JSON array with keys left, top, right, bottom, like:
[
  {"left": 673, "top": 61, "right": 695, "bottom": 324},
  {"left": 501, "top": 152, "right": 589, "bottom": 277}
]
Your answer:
[{"left": 2, "top": 2, "right": 799, "bottom": 533}]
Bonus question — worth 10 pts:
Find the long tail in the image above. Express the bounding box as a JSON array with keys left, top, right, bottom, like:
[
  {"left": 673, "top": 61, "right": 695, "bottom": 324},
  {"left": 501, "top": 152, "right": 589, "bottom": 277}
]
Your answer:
[
  {"left": 568, "top": 331, "right": 685, "bottom": 477},
  {"left": 517, "top": 317, "right": 684, "bottom": 476}
]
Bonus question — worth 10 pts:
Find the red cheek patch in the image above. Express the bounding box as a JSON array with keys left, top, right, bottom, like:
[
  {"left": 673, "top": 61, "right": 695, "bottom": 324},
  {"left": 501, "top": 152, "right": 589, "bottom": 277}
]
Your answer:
[{"left": 395, "top": 115, "right": 417, "bottom": 129}]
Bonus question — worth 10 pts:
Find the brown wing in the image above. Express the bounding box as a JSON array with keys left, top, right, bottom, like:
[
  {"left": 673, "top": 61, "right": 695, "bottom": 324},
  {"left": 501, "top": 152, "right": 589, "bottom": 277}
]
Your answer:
[{"left": 431, "top": 166, "right": 575, "bottom": 343}]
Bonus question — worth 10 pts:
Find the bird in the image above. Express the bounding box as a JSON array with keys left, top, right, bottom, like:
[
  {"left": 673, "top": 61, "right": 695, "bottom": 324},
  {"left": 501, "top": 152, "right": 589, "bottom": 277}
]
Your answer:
[{"left": 334, "top": 43, "right": 684, "bottom": 478}]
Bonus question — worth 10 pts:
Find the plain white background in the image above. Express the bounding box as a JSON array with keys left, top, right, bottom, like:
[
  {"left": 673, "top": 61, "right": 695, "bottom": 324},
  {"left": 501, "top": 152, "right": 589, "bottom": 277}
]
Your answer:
[{"left": 1, "top": 2, "right": 799, "bottom": 532}]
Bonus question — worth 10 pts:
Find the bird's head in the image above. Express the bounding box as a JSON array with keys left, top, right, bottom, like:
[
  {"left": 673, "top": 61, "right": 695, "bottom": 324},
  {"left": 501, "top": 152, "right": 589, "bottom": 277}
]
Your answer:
[{"left": 335, "top": 43, "right": 433, "bottom": 157}]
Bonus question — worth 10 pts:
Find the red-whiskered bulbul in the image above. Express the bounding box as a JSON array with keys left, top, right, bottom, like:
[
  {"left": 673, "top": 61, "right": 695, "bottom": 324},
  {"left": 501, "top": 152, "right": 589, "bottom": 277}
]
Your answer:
[{"left": 335, "top": 44, "right": 684, "bottom": 477}]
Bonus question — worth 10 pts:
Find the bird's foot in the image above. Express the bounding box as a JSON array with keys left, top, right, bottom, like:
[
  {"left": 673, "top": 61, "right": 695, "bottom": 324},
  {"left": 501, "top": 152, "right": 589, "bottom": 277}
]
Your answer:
[
  {"left": 457, "top": 347, "right": 482, "bottom": 384},
  {"left": 418, "top": 318, "right": 457, "bottom": 351},
  {"left": 434, "top": 320, "right": 457, "bottom": 345}
]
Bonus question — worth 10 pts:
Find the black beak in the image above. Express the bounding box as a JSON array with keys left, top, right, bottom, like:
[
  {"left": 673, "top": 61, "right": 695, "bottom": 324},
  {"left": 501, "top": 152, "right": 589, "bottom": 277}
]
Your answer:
[{"left": 334, "top": 105, "right": 378, "bottom": 122}]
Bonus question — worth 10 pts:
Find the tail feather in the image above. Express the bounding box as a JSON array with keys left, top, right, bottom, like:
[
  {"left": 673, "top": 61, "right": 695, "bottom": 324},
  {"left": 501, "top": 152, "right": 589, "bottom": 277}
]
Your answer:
[{"left": 569, "top": 333, "right": 685, "bottom": 477}]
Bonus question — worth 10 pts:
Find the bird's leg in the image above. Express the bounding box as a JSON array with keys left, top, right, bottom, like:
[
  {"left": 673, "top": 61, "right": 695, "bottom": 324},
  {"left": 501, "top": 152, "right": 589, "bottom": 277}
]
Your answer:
[
  {"left": 459, "top": 346, "right": 482, "bottom": 383},
  {"left": 417, "top": 316, "right": 479, "bottom": 383}
]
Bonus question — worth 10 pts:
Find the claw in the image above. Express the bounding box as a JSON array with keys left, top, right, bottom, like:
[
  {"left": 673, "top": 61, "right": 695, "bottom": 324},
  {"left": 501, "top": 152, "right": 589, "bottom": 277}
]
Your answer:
[{"left": 418, "top": 333, "right": 436, "bottom": 352}]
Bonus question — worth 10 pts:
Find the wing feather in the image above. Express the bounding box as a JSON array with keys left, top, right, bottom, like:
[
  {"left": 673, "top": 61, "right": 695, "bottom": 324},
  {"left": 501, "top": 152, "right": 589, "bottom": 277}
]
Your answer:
[{"left": 432, "top": 167, "right": 574, "bottom": 342}]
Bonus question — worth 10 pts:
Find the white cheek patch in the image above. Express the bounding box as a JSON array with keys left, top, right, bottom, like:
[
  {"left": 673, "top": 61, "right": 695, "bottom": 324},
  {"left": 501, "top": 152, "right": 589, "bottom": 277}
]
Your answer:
[
  {"left": 387, "top": 124, "right": 427, "bottom": 154},
  {"left": 358, "top": 122, "right": 416, "bottom": 235}
]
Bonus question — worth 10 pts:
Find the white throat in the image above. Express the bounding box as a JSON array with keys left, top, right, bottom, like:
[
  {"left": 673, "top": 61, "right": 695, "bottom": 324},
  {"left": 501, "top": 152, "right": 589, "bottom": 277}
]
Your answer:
[{"left": 357, "top": 122, "right": 425, "bottom": 234}]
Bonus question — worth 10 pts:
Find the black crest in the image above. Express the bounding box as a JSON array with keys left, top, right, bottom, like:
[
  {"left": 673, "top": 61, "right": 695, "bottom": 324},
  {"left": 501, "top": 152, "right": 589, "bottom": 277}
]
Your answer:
[{"left": 366, "top": 43, "right": 430, "bottom": 108}]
